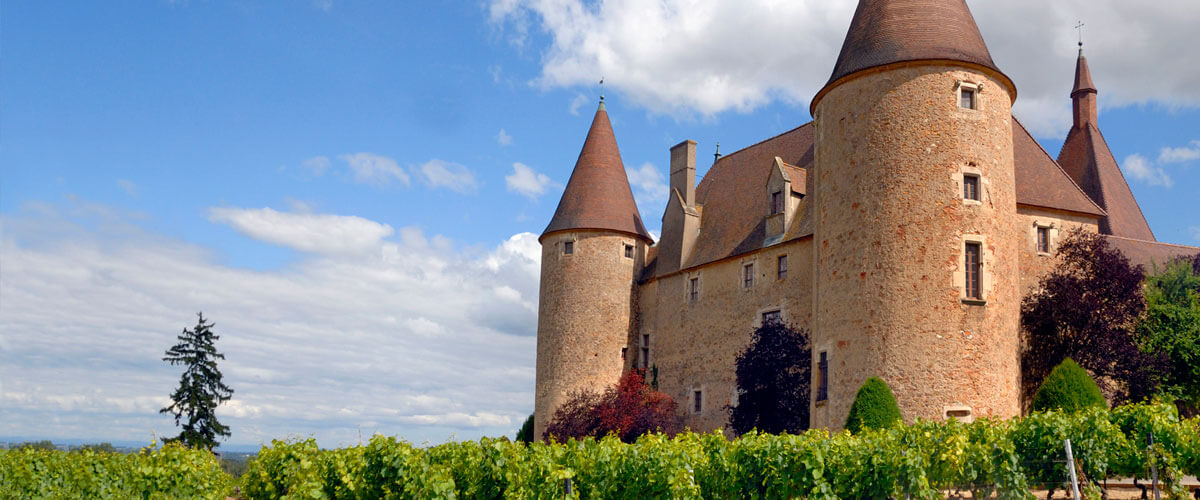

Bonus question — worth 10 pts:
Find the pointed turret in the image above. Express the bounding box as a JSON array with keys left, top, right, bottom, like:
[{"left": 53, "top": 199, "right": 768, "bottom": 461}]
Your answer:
[
  {"left": 1057, "top": 51, "right": 1156, "bottom": 241},
  {"left": 813, "top": 0, "right": 1015, "bottom": 112},
  {"left": 541, "top": 102, "right": 652, "bottom": 243}
]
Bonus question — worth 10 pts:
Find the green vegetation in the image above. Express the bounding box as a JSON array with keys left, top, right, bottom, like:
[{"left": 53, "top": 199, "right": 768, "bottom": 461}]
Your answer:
[
  {"left": 1138, "top": 257, "right": 1200, "bottom": 414},
  {"left": 515, "top": 414, "right": 534, "bottom": 444},
  {"left": 731, "top": 321, "right": 811, "bottom": 435},
  {"left": 161, "top": 312, "right": 234, "bottom": 451},
  {"left": 0, "top": 441, "right": 233, "bottom": 499},
  {"left": 1030, "top": 358, "right": 1108, "bottom": 413},
  {"left": 844, "top": 376, "right": 902, "bottom": 433}
]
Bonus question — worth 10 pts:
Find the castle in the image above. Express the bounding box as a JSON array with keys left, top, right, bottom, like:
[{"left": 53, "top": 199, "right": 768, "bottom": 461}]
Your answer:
[{"left": 533, "top": 0, "right": 1200, "bottom": 439}]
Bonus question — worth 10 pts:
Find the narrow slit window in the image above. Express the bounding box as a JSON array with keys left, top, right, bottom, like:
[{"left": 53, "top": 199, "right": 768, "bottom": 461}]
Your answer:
[
  {"left": 743, "top": 264, "right": 754, "bottom": 288},
  {"left": 777, "top": 255, "right": 788, "bottom": 280},
  {"left": 641, "top": 335, "right": 650, "bottom": 370},
  {"left": 770, "top": 191, "right": 784, "bottom": 215},
  {"left": 963, "top": 174, "right": 980, "bottom": 201},
  {"left": 563, "top": 241, "right": 574, "bottom": 255},
  {"left": 693, "top": 390, "right": 702, "bottom": 413},
  {"left": 960, "top": 88, "right": 976, "bottom": 109},
  {"left": 688, "top": 277, "right": 699, "bottom": 302},
  {"left": 817, "top": 351, "right": 829, "bottom": 402},
  {"left": 965, "top": 242, "right": 982, "bottom": 299},
  {"left": 1037, "top": 227, "right": 1050, "bottom": 253}
]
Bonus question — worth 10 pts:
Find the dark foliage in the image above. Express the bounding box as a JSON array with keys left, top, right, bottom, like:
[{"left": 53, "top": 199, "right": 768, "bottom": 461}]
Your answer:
[
  {"left": 543, "top": 370, "right": 681, "bottom": 443},
  {"left": 729, "top": 321, "right": 811, "bottom": 435},
  {"left": 14, "top": 440, "right": 57, "bottom": 451},
  {"left": 160, "top": 312, "right": 234, "bottom": 451},
  {"left": 1021, "top": 229, "right": 1165, "bottom": 406},
  {"left": 515, "top": 414, "right": 535, "bottom": 444},
  {"left": 1137, "top": 256, "right": 1200, "bottom": 415},
  {"left": 70, "top": 442, "right": 118, "bottom": 453},
  {"left": 1031, "top": 358, "right": 1108, "bottom": 413},
  {"left": 844, "top": 377, "right": 902, "bottom": 433}
]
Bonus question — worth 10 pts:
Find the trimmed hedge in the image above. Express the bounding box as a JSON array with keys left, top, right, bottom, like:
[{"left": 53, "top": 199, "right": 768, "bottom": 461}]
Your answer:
[
  {"left": 844, "top": 376, "right": 903, "bottom": 433},
  {"left": 1031, "top": 358, "right": 1108, "bottom": 413}
]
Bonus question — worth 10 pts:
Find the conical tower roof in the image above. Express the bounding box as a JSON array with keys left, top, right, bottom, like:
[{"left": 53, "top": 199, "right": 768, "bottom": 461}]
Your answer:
[
  {"left": 541, "top": 103, "right": 652, "bottom": 242},
  {"left": 814, "top": 0, "right": 1013, "bottom": 110},
  {"left": 1072, "top": 50, "right": 1097, "bottom": 97}
]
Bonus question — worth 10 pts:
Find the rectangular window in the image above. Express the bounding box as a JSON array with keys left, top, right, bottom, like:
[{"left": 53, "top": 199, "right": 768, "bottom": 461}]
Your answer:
[
  {"left": 963, "top": 174, "right": 980, "bottom": 201},
  {"left": 621, "top": 346, "right": 627, "bottom": 360},
  {"left": 762, "top": 310, "right": 781, "bottom": 324},
  {"left": 624, "top": 243, "right": 634, "bottom": 258},
  {"left": 688, "top": 277, "right": 699, "bottom": 302},
  {"left": 693, "top": 390, "right": 702, "bottom": 413},
  {"left": 1037, "top": 227, "right": 1050, "bottom": 253},
  {"left": 641, "top": 335, "right": 650, "bottom": 371},
  {"left": 965, "top": 242, "right": 982, "bottom": 299},
  {"left": 563, "top": 241, "right": 574, "bottom": 255},
  {"left": 743, "top": 264, "right": 754, "bottom": 288},
  {"left": 817, "top": 351, "right": 828, "bottom": 402},
  {"left": 770, "top": 191, "right": 784, "bottom": 215},
  {"left": 960, "top": 88, "right": 976, "bottom": 109},
  {"left": 777, "top": 255, "right": 788, "bottom": 279}
]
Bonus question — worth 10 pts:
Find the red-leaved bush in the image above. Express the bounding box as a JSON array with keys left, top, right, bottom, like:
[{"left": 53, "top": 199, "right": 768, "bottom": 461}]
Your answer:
[{"left": 543, "top": 371, "right": 682, "bottom": 443}]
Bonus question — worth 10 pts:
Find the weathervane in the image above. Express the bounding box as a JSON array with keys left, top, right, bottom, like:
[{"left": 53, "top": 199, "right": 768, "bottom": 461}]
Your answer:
[
  {"left": 599, "top": 78, "right": 605, "bottom": 103},
  {"left": 1075, "top": 21, "right": 1085, "bottom": 53}
]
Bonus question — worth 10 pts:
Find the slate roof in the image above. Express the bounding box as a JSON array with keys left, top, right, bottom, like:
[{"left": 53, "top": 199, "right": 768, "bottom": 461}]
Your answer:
[
  {"left": 1057, "top": 123, "right": 1156, "bottom": 241},
  {"left": 541, "top": 103, "right": 653, "bottom": 242}
]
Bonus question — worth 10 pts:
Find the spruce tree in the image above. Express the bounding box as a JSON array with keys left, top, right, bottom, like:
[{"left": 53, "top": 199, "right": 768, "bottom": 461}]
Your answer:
[{"left": 160, "top": 312, "right": 233, "bottom": 450}]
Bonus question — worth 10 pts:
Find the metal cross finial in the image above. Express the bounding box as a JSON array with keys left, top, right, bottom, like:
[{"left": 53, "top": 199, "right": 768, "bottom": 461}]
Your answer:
[{"left": 1075, "top": 21, "right": 1085, "bottom": 49}]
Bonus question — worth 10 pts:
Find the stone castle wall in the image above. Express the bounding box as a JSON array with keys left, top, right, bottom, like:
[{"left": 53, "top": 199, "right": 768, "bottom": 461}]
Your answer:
[
  {"left": 1014, "top": 206, "right": 1099, "bottom": 297},
  {"left": 636, "top": 238, "right": 815, "bottom": 432},
  {"left": 811, "top": 65, "right": 1022, "bottom": 428},
  {"left": 534, "top": 231, "right": 644, "bottom": 440}
]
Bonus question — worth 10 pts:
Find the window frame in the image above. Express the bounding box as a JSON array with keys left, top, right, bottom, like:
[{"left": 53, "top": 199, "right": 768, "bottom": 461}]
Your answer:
[
  {"left": 964, "top": 241, "right": 982, "bottom": 300},
  {"left": 623, "top": 243, "right": 634, "bottom": 259},
  {"left": 563, "top": 240, "right": 574, "bottom": 255},
  {"left": 762, "top": 309, "right": 782, "bottom": 325},
  {"left": 770, "top": 191, "right": 784, "bottom": 215},
  {"left": 743, "top": 263, "right": 754, "bottom": 289},
  {"left": 688, "top": 277, "right": 699, "bottom": 303},
  {"left": 963, "top": 173, "right": 980, "bottom": 202},
  {"left": 816, "top": 351, "right": 829, "bottom": 403},
  {"left": 693, "top": 390, "right": 703, "bottom": 414},
  {"left": 1036, "top": 226, "right": 1050, "bottom": 254},
  {"left": 641, "top": 334, "right": 650, "bottom": 371},
  {"left": 777, "top": 254, "right": 788, "bottom": 280}
]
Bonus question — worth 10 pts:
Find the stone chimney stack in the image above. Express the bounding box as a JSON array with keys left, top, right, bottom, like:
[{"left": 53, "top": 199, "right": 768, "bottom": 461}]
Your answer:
[{"left": 657, "top": 140, "right": 700, "bottom": 274}]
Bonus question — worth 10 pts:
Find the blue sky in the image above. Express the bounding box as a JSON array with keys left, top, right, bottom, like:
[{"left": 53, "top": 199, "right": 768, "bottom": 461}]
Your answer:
[{"left": 2, "top": 1, "right": 1198, "bottom": 450}]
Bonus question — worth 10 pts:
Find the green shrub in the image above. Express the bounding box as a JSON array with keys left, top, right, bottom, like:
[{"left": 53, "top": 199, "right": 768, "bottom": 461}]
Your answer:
[
  {"left": 515, "top": 413, "right": 534, "bottom": 443},
  {"left": 844, "top": 377, "right": 902, "bottom": 433},
  {"left": 1031, "top": 358, "right": 1107, "bottom": 413}
]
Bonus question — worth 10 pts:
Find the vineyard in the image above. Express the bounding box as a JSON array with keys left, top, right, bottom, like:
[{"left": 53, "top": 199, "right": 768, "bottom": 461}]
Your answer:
[{"left": 3, "top": 403, "right": 1199, "bottom": 499}]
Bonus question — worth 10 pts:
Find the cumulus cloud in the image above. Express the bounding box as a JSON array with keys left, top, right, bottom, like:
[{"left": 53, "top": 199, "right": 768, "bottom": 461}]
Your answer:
[
  {"left": 1123, "top": 154, "right": 1173, "bottom": 188},
  {"left": 117, "top": 179, "right": 137, "bottom": 197},
  {"left": 505, "top": 162, "right": 556, "bottom": 199},
  {"left": 1158, "top": 140, "right": 1200, "bottom": 164},
  {"left": 489, "top": 0, "right": 1200, "bottom": 137},
  {"left": 209, "top": 207, "right": 395, "bottom": 255},
  {"left": 417, "top": 160, "right": 478, "bottom": 194},
  {"left": 496, "top": 128, "right": 513, "bottom": 146},
  {"left": 304, "top": 156, "right": 332, "bottom": 176},
  {"left": 568, "top": 93, "right": 589, "bottom": 116},
  {"left": 626, "top": 162, "right": 668, "bottom": 218},
  {"left": 340, "top": 153, "right": 410, "bottom": 187},
  {"left": 0, "top": 199, "right": 542, "bottom": 447}
]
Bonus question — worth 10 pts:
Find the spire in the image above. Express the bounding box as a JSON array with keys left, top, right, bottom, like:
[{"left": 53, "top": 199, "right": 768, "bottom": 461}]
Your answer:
[
  {"left": 818, "top": 0, "right": 1013, "bottom": 95},
  {"left": 1071, "top": 47, "right": 1098, "bottom": 128},
  {"left": 541, "top": 103, "right": 652, "bottom": 242}
]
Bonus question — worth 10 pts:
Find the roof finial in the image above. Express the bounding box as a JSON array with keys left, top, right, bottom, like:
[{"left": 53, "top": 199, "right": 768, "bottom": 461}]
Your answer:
[
  {"left": 1075, "top": 21, "right": 1085, "bottom": 55},
  {"left": 714, "top": 142, "right": 721, "bottom": 162},
  {"left": 599, "top": 77, "right": 605, "bottom": 103}
]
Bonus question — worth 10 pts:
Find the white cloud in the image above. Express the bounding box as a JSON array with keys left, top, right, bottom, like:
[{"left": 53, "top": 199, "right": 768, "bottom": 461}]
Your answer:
[
  {"left": 1123, "top": 154, "right": 1173, "bottom": 188},
  {"left": 209, "top": 207, "right": 395, "bottom": 255},
  {"left": 340, "top": 153, "right": 410, "bottom": 187},
  {"left": 626, "top": 162, "right": 668, "bottom": 216},
  {"left": 505, "top": 162, "right": 555, "bottom": 199},
  {"left": 568, "top": 93, "right": 589, "bottom": 116},
  {"left": 417, "top": 160, "right": 478, "bottom": 194},
  {"left": 1190, "top": 226, "right": 1200, "bottom": 242},
  {"left": 489, "top": 0, "right": 1200, "bottom": 137},
  {"left": 1158, "top": 140, "right": 1200, "bottom": 164},
  {"left": 0, "top": 199, "right": 542, "bottom": 446},
  {"left": 117, "top": 179, "right": 137, "bottom": 197},
  {"left": 312, "top": 0, "right": 332, "bottom": 11},
  {"left": 304, "top": 155, "right": 331, "bottom": 176},
  {"left": 496, "top": 128, "right": 513, "bottom": 146}
]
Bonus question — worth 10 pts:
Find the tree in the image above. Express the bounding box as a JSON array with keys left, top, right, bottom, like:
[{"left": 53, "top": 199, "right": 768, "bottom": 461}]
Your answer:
[
  {"left": 160, "top": 312, "right": 233, "bottom": 451},
  {"left": 1030, "top": 358, "right": 1108, "bottom": 413},
  {"left": 1137, "top": 256, "right": 1200, "bottom": 416},
  {"left": 543, "top": 370, "right": 681, "bottom": 443},
  {"left": 1021, "top": 229, "right": 1164, "bottom": 405},
  {"left": 844, "top": 377, "right": 902, "bottom": 433},
  {"left": 729, "top": 321, "right": 811, "bottom": 435},
  {"left": 515, "top": 414, "right": 535, "bottom": 444}
]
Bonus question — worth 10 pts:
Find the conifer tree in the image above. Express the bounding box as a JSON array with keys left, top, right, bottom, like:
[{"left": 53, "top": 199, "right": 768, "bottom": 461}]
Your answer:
[
  {"left": 160, "top": 312, "right": 233, "bottom": 450},
  {"left": 730, "top": 321, "right": 811, "bottom": 435}
]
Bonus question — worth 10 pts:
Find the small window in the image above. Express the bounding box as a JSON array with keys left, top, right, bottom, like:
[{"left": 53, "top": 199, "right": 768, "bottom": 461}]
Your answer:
[
  {"left": 624, "top": 243, "right": 634, "bottom": 258},
  {"left": 1037, "top": 227, "right": 1050, "bottom": 254},
  {"left": 621, "top": 346, "right": 627, "bottom": 360},
  {"left": 688, "top": 277, "right": 699, "bottom": 303},
  {"left": 816, "top": 351, "right": 829, "bottom": 402},
  {"left": 963, "top": 174, "right": 980, "bottom": 201},
  {"left": 777, "top": 255, "right": 788, "bottom": 280},
  {"left": 693, "top": 390, "right": 703, "bottom": 413},
  {"left": 762, "top": 310, "right": 781, "bottom": 325},
  {"left": 960, "top": 88, "right": 976, "bottom": 109},
  {"left": 563, "top": 241, "right": 574, "bottom": 255},
  {"left": 743, "top": 264, "right": 754, "bottom": 288},
  {"left": 965, "top": 242, "right": 982, "bottom": 299},
  {"left": 770, "top": 191, "right": 784, "bottom": 215},
  {"left": 641, "top": 335, "right": 650, "bottom": 370}
]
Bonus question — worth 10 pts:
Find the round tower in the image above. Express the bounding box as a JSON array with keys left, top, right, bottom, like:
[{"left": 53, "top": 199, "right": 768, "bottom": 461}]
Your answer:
[
  {"left": 809, "top": 0, "right": 1021, "bottom": 427},
  {"left": 534, "top": 101, "right": 653, "bottom": 440}
]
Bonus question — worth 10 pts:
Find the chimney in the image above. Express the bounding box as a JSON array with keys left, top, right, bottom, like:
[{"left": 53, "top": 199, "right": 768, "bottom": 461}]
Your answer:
[
  {"left": 658, "top": 140, "right": 700, "bottom": 274},
  {"left": 670, "top": 140, "right": 696, "bottom": 208}
]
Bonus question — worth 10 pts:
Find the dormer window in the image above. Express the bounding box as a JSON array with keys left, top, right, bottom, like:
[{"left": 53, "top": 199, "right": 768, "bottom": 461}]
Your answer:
[{"left": 770, "top": 191, "right": 784, "bottom": 215}]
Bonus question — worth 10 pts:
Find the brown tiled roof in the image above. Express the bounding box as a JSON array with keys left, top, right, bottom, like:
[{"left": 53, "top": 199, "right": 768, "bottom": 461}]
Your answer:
[
  {"left": 1104, "top": 235, "right": 1199, "bottom": 270},
  {"left": 1072, "top": 52, "right": 1097, "bottom": 97},
  {"left": 1056, "top": 123, "right": 1156, "bottom": 241},
  {"left": 642, "top": 116, "right": 1106, "bottom": 280},
  {"left": 541, "top": 103, "right": 653, "bottom": 242},
  {"left": 816, "top": 0, "right": 1012, "bottom": 111},
  {"left": 780, "top": 163, "right": 807, "bottom": 195},
  {"left": 1012, "top": 118, "right": 1104, "bottom": 216}
]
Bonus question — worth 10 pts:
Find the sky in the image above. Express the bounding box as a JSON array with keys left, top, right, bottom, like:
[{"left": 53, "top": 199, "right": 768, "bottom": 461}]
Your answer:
[{"left": 1, "top": 1, "right": 1198, "bottom": 451}]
